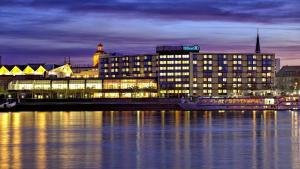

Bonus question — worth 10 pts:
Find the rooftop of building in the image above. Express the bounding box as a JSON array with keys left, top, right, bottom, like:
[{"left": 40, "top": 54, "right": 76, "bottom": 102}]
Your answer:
[{"left": 276, "top": 66, "right": 300, "bottom": 77}]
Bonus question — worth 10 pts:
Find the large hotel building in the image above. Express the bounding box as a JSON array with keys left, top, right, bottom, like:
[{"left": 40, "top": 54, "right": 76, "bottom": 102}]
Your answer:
[
  {"left": 99, "top": 44, "right": 275, "bottom": 97},
  {"left": 3, "top": 33, "right": 276, "bottom": 98}
]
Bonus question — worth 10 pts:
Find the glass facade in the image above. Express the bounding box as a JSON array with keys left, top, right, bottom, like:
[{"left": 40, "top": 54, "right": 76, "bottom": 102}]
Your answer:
[{"left": 8, "top": 78, "right": 158, "bottom": 99}]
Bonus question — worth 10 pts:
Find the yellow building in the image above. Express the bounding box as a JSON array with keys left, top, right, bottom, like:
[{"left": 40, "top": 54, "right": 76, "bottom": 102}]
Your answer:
[{"left": 93, "top": 43, "right": 104, "bottom": 67}]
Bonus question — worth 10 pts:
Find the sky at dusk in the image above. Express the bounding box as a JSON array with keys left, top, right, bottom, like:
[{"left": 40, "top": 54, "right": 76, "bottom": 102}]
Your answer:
[{"left": 0, "top": 0, "right": 299, "bottom": 66}]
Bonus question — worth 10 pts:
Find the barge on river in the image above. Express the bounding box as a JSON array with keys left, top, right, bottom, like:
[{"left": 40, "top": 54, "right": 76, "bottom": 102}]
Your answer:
[{"left": 179, "top": 96, "right": 300, "bottom": 110}]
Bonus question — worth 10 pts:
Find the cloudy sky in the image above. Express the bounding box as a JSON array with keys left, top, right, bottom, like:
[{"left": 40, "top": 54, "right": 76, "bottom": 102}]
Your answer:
[{"left": 0, "top": 0, "right": 299, "bottom": 65}]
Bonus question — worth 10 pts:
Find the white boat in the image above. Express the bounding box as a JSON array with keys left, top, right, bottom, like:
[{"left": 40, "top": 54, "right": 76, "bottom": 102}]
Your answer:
[
  {"left": 179, "top": 97, "right": 293, "bottom": 110},
  {"left": 0, "top": 101, "right": 17, "bottom": 109}
]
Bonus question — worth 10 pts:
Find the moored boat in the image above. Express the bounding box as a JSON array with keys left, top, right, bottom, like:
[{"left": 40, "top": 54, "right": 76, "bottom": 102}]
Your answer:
[{"left": 179, "top": 96, "right": 300, "bottom": 110}]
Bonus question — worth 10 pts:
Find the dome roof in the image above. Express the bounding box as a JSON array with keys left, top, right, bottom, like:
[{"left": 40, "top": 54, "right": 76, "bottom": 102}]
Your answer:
[{"left": 97, "top": 43, "right": 103, "bottom": 47}]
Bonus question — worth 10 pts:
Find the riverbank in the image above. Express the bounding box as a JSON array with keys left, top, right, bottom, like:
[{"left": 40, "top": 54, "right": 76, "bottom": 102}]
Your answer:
[{"left": 7, "top": 98, "right": 181, "bottom": 111}]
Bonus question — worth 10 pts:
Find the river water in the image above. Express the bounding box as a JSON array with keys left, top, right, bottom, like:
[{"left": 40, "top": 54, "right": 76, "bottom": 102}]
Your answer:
[{"left": 0, "top": 110, "right": 299, "bottom": 169}]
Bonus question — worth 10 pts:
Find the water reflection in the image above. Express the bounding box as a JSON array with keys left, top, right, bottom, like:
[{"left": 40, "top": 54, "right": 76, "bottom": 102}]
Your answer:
[{"left": 0, "top": 110, "right": 299, "bottom": 169}]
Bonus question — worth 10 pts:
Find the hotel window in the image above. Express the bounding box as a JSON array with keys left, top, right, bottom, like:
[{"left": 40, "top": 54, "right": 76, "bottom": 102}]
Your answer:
[
  {"left": 167, "top": 67, "right": 174, "bottom": 70},
  {"left": 182, "top": 55, "right": 189, "bottom": 58},
  {"left": 160, "top": 67, "right": 166, "bottom": 70},
  {"left": 175, "top": 67, "right": 181, "bottom": 70},
  {"left": 175, "top": 61, "right": 181, "bottom": 64},
  {"left": 182, "top": 61, "right": 189, "bottom": 64},
  {"left": 193, "top": 84, "right": 197, "bottom": 87},
  {"left": 167, "top": 55, "right": 174, "bottom": 58},
  {"left": 176, "top": 84, "right": 182, "bottom": 87},
  {"left": 182, "top": 72, "right": 189, "bottom": 76},
  {"left": 160, "top": 55, "right": 166, "bottom": 59},
  {"left": 175, "top": 78, "right": 181, "bottom": 82},
  {"left": 204, "top": 55, "right": 207, "bottom": 59},
  {"left": 175, "top": 55, "right": 182, "bottom": 58},
  {"left": 160, "top": 61, "right": 167, "bottom": 64},
  {"left": 218, "top": 84, "right": 223, "bottom": 88},
  {"left": 167, "top": 72, "right": 174, "bottom": 76},
  {"left": 218, "top": 67, "right": 223, "bottom": 71},
  {"left": 182, "top": 66, "right": 189, "bottom": 70},
  {"left": 86, "top": 80, "right": 102, "bottom": 89},
  {"left": 52, "top": 81, "right": 68, "bottom": 90},
  {"left": 160, "top": 73, "right": 166, "bottom": 76},
  {"left": 183, "top": 84, "right": 189, "bottom": 87},
  {"left": 223, "top": 60, "right": 227, "bottom": 64},
  {"left": 175, "top": 72, "right": 181, "bottom": 76},
  {"left": 193, "top": 61, "right": 197, "bottom": 65},
  {"left": 167, "top": 61, "right": 174, "bottom": 64}
]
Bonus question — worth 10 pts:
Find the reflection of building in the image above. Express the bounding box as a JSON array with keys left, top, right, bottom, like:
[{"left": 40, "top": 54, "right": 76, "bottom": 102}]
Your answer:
[
  {"left": 276, "top": 66, "right": 300, "bottom": 93},
  {"left": 8, "top": 78, "right": 158, "bottom": 99}
]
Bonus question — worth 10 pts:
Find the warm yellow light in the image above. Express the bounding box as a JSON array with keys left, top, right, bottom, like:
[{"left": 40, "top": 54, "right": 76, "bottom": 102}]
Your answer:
[
  {"left": 0, "top": 66, "right": 11, "bottom": 75},
  {"left": 49, "top": 64, "right": 73, "bottom": 77},
  {"left": 23, "top": 66, "right": 35, "bottom": 75},
  {"left": 35, "top": 66, "right": 46, "bottom": 75},
  {"left": 11, "top": 66, "right": 24, "bottom": 75}
]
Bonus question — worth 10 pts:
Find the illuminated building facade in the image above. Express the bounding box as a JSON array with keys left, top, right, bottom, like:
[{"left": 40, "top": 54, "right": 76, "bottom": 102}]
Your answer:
[
  {"left": 8, "top": 78, "right": 158, "bottom": 99},
  {"left": 100, "top": 54, "right": 157, "bottom": 78},
  {"left": 99, "top": 45, "right": 275, "bottom": 97},
  {"left": 0, "top": 64, "right": 53, "bottom": 76},
  {"left": 93, "top": 43, "right": 104, "bottom": 67},
  {"left": 1, "top": 34, "right": 276, "bottom": 98},
  {"left": 191, "top": 53, "right": 275, "bottom": 96},
  {"left": 157, "top": 45, "right": 200, "bottom": 97}
]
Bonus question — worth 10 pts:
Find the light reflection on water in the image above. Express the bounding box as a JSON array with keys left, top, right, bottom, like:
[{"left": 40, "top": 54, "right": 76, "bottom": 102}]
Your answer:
[{"left": 0, "top": 110, "right": 299, "bottom": 169}]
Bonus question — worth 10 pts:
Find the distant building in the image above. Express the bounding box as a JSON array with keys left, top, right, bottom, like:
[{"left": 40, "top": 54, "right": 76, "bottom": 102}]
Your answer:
[
  {"left": 93, "top": 43, "right": 104, "bottom": 67},
  {"left": 275, "top": 58, "right": 281, "bottom": 73},
  {"left": 276, "top": 66, "right": 300, "bottom": 93}
]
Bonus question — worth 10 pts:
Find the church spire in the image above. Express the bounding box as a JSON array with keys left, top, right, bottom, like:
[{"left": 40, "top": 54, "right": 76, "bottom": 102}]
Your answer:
[{"left": 255, "top": 28, "right": 261, "bottom": 53}]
